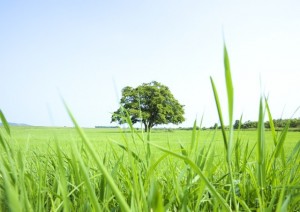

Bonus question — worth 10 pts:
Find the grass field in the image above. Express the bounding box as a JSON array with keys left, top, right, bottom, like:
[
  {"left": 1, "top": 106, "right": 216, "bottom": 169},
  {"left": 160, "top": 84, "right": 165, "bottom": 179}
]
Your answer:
[
  {"left": 1, "top": 45, "right": 300, "bottom": 211},
  {"left": 8, "top": 126, "right": 300, "bottom": 154},
  {"left": 1, "top": 124, "right": 300, "bottom": 211}
]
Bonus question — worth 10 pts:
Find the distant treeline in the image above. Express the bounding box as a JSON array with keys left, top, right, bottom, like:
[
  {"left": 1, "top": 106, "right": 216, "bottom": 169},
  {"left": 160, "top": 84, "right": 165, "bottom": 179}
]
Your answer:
[
  {"left": 200, "top": 118, "right": 300, "bottom": 130},
  {"left": 177, "top": 118, "right": 300, "bottom": 131},
  {"left": 95, "top": 118, "right": 300, "bottom": 131},
  {"left": 233, "top": 118, "right": 300, "bottom": 130}
]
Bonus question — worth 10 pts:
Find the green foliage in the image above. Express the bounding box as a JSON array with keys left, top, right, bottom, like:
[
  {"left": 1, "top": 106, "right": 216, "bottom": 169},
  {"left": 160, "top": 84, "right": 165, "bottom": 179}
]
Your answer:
[
  {"left": 231, "top": 118, "right": 300, "bottom": 130},
  {"left": 111, "top": 81, "right": 185, "bottom": 131},
  {"left": 266, "top": 118, "right": 300, "bottom": 129}
]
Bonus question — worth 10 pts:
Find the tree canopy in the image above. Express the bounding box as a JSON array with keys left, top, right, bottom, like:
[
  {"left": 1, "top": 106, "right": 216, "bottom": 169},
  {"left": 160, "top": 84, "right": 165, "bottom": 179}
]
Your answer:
[{"left": 111, "top": 81, "right": 185, "bottom": 131}]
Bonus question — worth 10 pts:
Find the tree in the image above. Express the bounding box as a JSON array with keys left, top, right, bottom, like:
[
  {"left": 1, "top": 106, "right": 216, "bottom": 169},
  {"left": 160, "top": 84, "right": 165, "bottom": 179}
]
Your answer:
[{"left": 111, "top": 81, "right": 185, "bottom": 131}]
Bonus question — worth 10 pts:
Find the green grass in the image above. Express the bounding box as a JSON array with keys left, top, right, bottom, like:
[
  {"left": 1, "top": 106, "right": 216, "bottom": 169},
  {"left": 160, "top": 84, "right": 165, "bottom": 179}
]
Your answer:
[
  {"left": 8, "top": 126, "right": 300, "bottom": 154},
  {"left": 1, "top": 44, "right": 300, "bottom": 211},
  {"left": 1, "top": 126, "right": 300, "bottom": 211}
]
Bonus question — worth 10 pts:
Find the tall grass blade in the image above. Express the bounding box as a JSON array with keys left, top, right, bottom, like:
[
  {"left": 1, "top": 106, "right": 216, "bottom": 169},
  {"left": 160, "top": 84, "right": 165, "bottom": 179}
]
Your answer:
[
  {"left": 224, "top": 45, "right": 234, "bottom": 127},
  {"left": 265, "top": 98, "right": 277, "bottom": 145},
  {"left": 210, "top": 77, "right": 227, "bottom": 149},
  {"left": 222, "top": 43, "right": 237, "bottom": 210},
  {"left": 287, "top": 140, "right": 300, "bottom": 163},
  {"left": 266, "top": 124, "right": 289, "bottom": 176},
  {"left": 190, "top": 119, "right": 197, "bottom": 153},
  {"left": 70, "top": 145, "right": 101, "bottom": 211},
  {"left": 63, "top": 101, "right": 131, "bottom": 212},
  {"left": 257, "top": 97, "right": 266, "bottom": 209},
  {"left": 55, "top": 143, "right": 71, "bottom": 211},
  {"left": 0, "top": 110, "right": 11, "bottom": 136}
]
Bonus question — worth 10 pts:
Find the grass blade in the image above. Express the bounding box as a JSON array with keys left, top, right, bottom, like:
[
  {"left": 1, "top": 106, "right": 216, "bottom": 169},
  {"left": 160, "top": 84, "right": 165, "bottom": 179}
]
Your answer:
[
  {"left": 189, "top": 119, "right": 198, "bottom": 153},
  {"left": 64, "top": 101, "right": 131, "bottom": 212},
  {"left": 264, "top": 97, "right": 277, "bottom": 145},
  {"left": 0, "top": 110, "right": 11, "bottom": 136},
  {"left": 210, "top": 77, "right": 227, "bottom": 149},
  {"left": 224, "top": 45, "right": 234, "bottom": 126},
  {"left": 223, "top": 43, "right": 238, "bottom": 211},
  {"left": 257, "top": 97, "right": 266, "bottom": 209},
  {"left": 70, "top": 145, "right": 101, "bottom": 211}
]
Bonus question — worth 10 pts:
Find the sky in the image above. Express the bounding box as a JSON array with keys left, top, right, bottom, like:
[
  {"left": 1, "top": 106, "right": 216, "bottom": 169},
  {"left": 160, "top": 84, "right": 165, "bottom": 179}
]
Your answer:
[{"left": 1, "top": 0, "right": 300, "bottom": 128}]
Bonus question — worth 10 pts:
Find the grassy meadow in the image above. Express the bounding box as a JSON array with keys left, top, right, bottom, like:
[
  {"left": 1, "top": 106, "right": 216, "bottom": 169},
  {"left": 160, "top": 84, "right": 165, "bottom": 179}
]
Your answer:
[
  {"left": 1, "top": 46, "right": 300, "bottom": 211},
  {"left": 1, "top": 124, "right": 300, "bottom": 211},
  {"left": 7, "top": 126, "right": 300, "bottom": 155}
]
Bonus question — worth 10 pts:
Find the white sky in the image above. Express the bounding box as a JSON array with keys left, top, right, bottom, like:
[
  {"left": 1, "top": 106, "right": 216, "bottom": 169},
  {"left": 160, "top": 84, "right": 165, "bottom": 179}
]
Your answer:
[{"left": 1, "top": 0, "right": 300, "bottom": 128}]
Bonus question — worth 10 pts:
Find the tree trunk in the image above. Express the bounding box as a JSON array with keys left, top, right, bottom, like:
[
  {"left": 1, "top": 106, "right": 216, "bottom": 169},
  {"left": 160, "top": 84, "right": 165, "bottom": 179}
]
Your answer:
[
  {"left": 144, "top": 122, "right": 148, "bottom": 132},
  {"left": 143, "top": 121, "right": 153, "bottom": 132}
]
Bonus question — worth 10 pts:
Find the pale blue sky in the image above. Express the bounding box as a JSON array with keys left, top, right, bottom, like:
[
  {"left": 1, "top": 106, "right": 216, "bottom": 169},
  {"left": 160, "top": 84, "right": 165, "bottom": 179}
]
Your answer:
[{"left": 1, "top": 0, "right": 300, "bottom": 128}]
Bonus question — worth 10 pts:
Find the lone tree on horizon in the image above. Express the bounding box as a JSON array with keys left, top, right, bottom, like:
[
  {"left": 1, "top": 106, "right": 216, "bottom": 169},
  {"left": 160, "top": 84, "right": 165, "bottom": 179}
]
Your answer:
[{"left": 111, "top": 81, "right": 185, "bottom": 132}]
